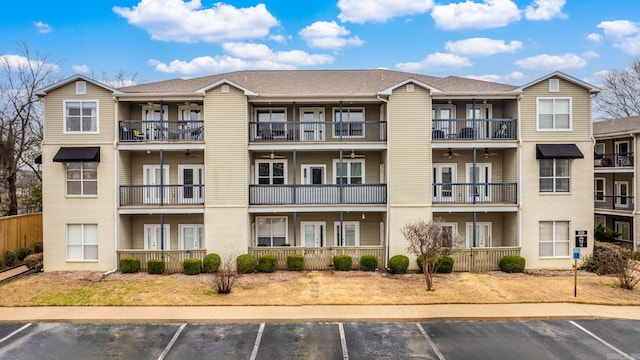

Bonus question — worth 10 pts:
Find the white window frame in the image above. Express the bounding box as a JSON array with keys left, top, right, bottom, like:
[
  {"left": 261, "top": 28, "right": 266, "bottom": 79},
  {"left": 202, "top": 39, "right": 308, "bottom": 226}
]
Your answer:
[
  {"left": 539, "top": 221, "right": 570, "bottom": 258},
  {"left": 333, "top": 159, "right": 365, "bottom": 184},
  {"left": 300, "top": 221, "right": 326, "bottom": 247},
  {"left": 537, "top": 97, "right": 572, "bottom": 131},
  {"left": 334, "top": 221, "right": 360, "bottom": 246},
  {"left": 594, "top": 143, "right": 605, "bottom": 156},
  {"left": 75, "top": 81, "right": 86, "bottom": 95},
  {"left": 299, "top": 107, "right": 325, "bottom": 141},
  {"left": 441, "top": 222, "right": 458, "bottom": 247},
  {"left": 178, "top": 164, "right": 204, "bottom": 203},
  {"left": 615, "top": 221, "right": 631, "bottom": 242},
  {"left": 332, "top": 107, "right": 365, "bottom": 138},
  {"left": 539, "top": 159, "right": 570, "bottom": 193},
  {"left": 301, "top": 164, "right": 326, "bottom": 185},
  {"left": 144, "top": 224, "right": 170, "bottom": 250},
  {"left": 594, "top": 177, "right": 605, "bottom": 202},
  {"left": 465, "top": 222, "right": 492, "bottom": 248},
  {"left": 549, "top": 78, "right": 560, "bottom": 92},
  {"left": 66, "top": 162, "right": 98, "bottom": 196},
  {"left": 66, "top": 224, "right": 98, "bottom": 261},
  {"left": 255, "top": 160, "right": 287, "bottom": 184},
  {"left": 143, "top": 164, "right": 170, "bottom": 204},
  {"left": 433, "top": 163, "right": 457, "bottom": 201},
  {"left": 179, "top": 224, "right": 204, "bottom": 250},
  {"left": 255, "top": 108, "right": 287, "bottom": 138},
  {"left": 615, "top": 140, "right": 632, "bottom": 166},
  {"left": 615, "top": 180, "right": 630, "bottom": 208},
  {"left": 255, "top": 216, "right": 288, "bottom": 246},
  {"left": 64, "top": 100, "right": 99, "bottom": 134}
]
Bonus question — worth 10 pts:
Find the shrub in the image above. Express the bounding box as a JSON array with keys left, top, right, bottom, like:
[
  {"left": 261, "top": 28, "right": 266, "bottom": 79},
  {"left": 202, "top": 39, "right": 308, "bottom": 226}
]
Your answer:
[
  {"left": 387, "top": 255, "right": 409, "bottom": 274},
  {"left": 203, "top": 253, "right": 221, "bottom": 273},
  {"left": 147, "top": 259, "right": 165, "bottom": 274},
  {"left": 236, "top": 254, "right": 256, "bottom": 274},
  {"left": 333, "top": 254, "right": 353, "bottom": 271},
  {"left": 359, "top": 255, "right": 378, "bottom": 271},
  {"left": 0, "top": 256, "right": 4, "bottom": 269},
  {"left": 33, "top": 242, "right": 43, "bottom": 253},
  {"left": 499, "top": 255, "right": 526, "bottom": 273},
  {"left": 17, "top": 247, "right": 33, "bottom": 261},
  {"left": 5, "top": 250, "right": 16, "bottom": 267},
  {"left": 286, "top": 254, "right": 304, "bottom": 271},
  {"left": 436, "top": 256, "right": 454, "bottom": 274},
  {"left": 211, "top": 255, "right": 238, "bottom": 294},
  {"left": 120, "top": 257, "right": 141, "bottom": 273},
  {"left": 183, "top": 258, "right": 202, "bottom": 275},
  {"left": 580, "top": 241, "right": 626, "bottom": 275},
  {"left": 24, "top": 253, "right": 43, "bottom": 271},
  {"left": 258, "top": 255, "right": 278, "bottom": 273}
]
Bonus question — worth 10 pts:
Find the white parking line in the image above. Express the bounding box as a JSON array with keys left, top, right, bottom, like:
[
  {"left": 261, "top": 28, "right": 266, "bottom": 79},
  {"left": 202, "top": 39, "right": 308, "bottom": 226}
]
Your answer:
[
  {"left": 416, "top": 323, "right": 446, "bottom": 360},
  {"left": 0, "top": 323, "right": 32, "bottom": 345},
  {"left": 157, "top": 323, "right": 186, "bottom": 360},
  {"left": 338, "top": 322, "right": 349, "bottom": 360},
  {"left": 569, "top": 321, "right": 634, "bottom": 360},
  {"left": 249, "top": 323, "right": 265, "bottom": 360}
]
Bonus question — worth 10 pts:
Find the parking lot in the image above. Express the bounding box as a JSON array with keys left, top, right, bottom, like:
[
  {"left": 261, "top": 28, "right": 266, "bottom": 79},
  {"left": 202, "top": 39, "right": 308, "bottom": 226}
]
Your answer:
[{"left": 1, "top": 320, "right": 639, "bottom": 359}]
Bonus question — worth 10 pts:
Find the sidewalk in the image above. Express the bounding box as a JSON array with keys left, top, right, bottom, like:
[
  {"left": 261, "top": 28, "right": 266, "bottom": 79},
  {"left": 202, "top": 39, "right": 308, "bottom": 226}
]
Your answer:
[{"left": 1, "top": 303, "right": 639, "bottom": 323}]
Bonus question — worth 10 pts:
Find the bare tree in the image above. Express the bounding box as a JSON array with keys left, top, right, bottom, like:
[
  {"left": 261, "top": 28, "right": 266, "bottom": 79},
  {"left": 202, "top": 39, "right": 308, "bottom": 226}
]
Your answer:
[
  {"left": 0, "top": 42, "right": 59, "bottom": 215},
  {"left": 210, "top": 254, "right": 239, "bottom": 294},
  {"left": 402, "top": 219, "right": 458, "bottom": 291},
  {"left": 90, "top": 68, "right": 143, "bottom": 89},
  {"left": 594, "top": 58, "right": 640, "bottom": 120}
]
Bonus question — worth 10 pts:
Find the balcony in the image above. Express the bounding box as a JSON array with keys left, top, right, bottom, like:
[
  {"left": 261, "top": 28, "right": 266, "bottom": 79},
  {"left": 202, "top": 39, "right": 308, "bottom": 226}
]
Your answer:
[
  {"left": 119, "top": 185, "right": 205, "bottom": 206},
  {"left": 594, "top": 195, "right": 634, "bottom": 211},
  {"left": 119, "top": 120, "right": 204, "bottom": 142},
  {"left": 595, "top": 152, "right": 634, "bottom": 168},
  {"left": 248, "top": 121, "right": 387, "bottom": 143},
  {"left": 249, "top": 184, "right": 387, "bottom": 205},
  {"left": 432, "top": 119, "right": 517, "bottom": 141},
  {"left": 432, "top": 183, "right": 517, "bottom": 204}
]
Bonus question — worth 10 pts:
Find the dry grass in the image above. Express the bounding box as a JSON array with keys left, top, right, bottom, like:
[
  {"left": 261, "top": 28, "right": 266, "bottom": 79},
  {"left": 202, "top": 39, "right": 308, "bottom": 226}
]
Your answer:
[{"left": 0, "top": 269, "right": 639, "bottom": 307}]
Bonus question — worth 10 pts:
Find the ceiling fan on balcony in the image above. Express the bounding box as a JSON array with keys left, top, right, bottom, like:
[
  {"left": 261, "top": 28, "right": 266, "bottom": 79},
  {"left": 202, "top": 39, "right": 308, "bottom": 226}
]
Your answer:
[
  {"left": 261, "top": 151, "right": 286, "bottom": 159},
  {"left": 443, "top": 148, "right": 461, "bottom": 158},
  {"left": 348, "top": 150, "right": 366, "bottom": 159},
  {"left": 483, "top": 148, "right": 498, "bottom": 158}
]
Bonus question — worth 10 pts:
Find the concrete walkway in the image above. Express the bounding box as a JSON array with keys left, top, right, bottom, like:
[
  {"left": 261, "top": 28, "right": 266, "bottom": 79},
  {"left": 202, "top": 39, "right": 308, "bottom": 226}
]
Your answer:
[{"left": 0, "top": 303, "right": 639, "bottom": 323}]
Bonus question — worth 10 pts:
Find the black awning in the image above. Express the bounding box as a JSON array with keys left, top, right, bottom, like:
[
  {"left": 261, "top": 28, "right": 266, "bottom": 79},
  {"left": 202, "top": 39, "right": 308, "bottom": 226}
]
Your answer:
[
  {"left": 536, "top": 144, "right": 584, "bottom": 159},
  {"left": 53, "top": 147, "right": 100, "bottom": 162}
]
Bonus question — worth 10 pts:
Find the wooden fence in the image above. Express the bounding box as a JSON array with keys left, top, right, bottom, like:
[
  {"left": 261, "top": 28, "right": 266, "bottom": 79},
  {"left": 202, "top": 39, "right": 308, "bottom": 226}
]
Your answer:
[
  {"left": 116, "top": 249, "right": 207, "bottom": 274},
  {"left": 249, "top": 246, "right": 386, "bottom": 271},
  {"left": 0, "top": 213, "right": 43, "bottom": 255},
  {"left": 451, "top": 247, "right": 521, "bottom": 272}
]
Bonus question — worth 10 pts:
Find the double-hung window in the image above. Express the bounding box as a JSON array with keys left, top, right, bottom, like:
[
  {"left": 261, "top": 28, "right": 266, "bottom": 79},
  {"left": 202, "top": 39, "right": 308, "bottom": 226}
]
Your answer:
[
  {"left": 334, "top": 159, "right": 364, "bottom": 184},
  {"left": 333, "top": 108, "right": 364, "bottom": 138},
  {"left": 539, "top": 159, "right": 569, "bottom": 192},
  {"left": 256, "top": 109, "right": 286, "bottom": 138},
  {"left": 539, "top": 221, "right": 570, "bottom": 257},
  {"left": 65, "top": 100, "right": 98, "bottom": 133},
  {"left": 537, "top": 98, "right": 571, "bottom": 130},
  {"left": 67, "top": 224, "right": 98, "bottom": 261},
  {"left": 256, "top": 216, "right": 287, "bottom": 246},
  {"left": 66, "top": 162, "right": 97, "bottom": 196},
  {"left": 256, "top": 160, "right": 286, "bottom": 184}
]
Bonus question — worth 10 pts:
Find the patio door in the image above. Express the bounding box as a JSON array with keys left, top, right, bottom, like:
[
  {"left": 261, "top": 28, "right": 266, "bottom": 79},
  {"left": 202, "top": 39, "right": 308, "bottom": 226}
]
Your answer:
[
  {"left": 142, "top": 104, "right": 168, "bottom": 140},
  {"left": 302, "top": 165, "right": 325, "bottom": 185},
  {"left": 179, "top": 224, "right": 203, "bottom": 250},
  {"left": 615, "top": 141, "right": 631, "bottom": 166},
  {"left": 178, "top": 165, "right": 203, "bottom": 204},
  {"left": 466, "top": 104, "right": 492, "bottom": 139},
  {"left": 466, "top": 222, "right": 492, "bottom": 248},
  {"left": 433, "top": 164, "right": 456, "bottom": 202},
  {"left": 466, "top": 163, "right": 491, "bottom": 202},
  {"left": 143, "top": 165, "right": 169, "bottom": 204},
  {"left": 300, "top": 107, "right": 325, "bottom": 141},
  {"left": 615, "top": 181, "right": 629, "bottom": 208},
  {"left": 301, "top": 221, "right": 325, "bottom": 247},
  {"left": 144, "top": 224, "right": 170, "bottom": 250}
]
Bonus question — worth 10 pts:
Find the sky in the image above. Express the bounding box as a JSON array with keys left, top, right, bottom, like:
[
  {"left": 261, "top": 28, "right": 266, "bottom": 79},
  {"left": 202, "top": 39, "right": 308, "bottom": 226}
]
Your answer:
[{"left": 1, "top": 0, "right": 640, "bottom": 87}]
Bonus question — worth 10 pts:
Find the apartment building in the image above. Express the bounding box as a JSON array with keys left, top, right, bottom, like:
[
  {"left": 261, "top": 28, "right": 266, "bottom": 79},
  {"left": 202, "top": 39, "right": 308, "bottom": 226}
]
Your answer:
[
  {"left": 593, "top": 116, "right": 640, "bottom": 251},
  {"left": 37, "top": 69, "right": 598, "bottom": 272}
]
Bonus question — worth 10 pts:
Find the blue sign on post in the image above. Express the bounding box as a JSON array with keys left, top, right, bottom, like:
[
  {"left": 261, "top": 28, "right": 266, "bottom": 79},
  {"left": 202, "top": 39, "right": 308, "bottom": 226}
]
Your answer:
[{"left": 573, "top": 247, "right": 580, "bottom": 259}]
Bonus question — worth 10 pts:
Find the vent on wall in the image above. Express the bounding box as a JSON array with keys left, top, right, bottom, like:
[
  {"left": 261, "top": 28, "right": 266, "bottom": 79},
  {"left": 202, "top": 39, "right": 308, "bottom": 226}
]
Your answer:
[
  {"left": 221, "top": 84, "right": 230, "bottom": 93},
  {"left": 76, "top": 81, "right": 86, "bottom": 95},
  {"left": 549, "top": 78, "right": 559, "bottom": 92},
  {"left": 406, "top": 84, "right": 415, "bottom": 93}
]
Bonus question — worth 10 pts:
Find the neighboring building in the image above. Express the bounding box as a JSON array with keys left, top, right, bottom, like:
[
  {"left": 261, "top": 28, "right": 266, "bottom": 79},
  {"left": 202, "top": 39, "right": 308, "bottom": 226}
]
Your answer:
[
  {"left": 36, "top": 70, "right": 598, "bottom": 272},
  {"left": 593, "top": 116, "right": 640, "bottom": 251}
]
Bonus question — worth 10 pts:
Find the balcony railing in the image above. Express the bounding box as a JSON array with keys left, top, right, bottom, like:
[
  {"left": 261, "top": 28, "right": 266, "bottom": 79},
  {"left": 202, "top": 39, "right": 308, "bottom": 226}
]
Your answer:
[
  {"left": 595, "top": 152, "right": 634, "bottom": 168},
  {"left": 594, "top": 195, "right": 634, "bottom": 210},
  {"left": 120, "top": 185, "right": 205, "bottom": 206},
  {"left": 432, "top": 183, "right": 517, "bottom": 204},
  {"left": 249, "top": 121, "right": 387, "bottom": 143},
  {"left": 249, "top": 184, "right": 387, "bottom": 205},
  {"left": 119, "top": 120, "right": 204, "bottom": 142},
  {"left": 432, "top": 118, "right": 517, "bottom": 141}
]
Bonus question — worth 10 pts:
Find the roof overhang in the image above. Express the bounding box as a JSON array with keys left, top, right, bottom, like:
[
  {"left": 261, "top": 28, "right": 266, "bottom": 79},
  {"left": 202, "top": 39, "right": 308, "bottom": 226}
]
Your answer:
[
  {"left": 514, "top": 71, "right": 600, "bottom": 94},
  {"left": 36, "top": 74, "right": 121, "bottom": 96},
  {"left": 197, "top": 79, "right": 257, "bottom": 95},
  {"left": 378, "top": 78, "right": 442, "bottom": 95},
  {"left": 52, "top": 147, "right": 100, "bottom": 162},
  {"left": 114, "top": 93, "right": 205, "bottom": 101},
  {"left": 536, "top": 144, "right": 584, "bottom": 159}
]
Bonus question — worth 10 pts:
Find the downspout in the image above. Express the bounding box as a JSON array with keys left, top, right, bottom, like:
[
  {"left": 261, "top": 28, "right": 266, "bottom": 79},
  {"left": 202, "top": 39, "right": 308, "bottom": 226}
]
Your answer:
[
  {"left": 339, "top": 101, "right": 344, "bottom": 246},
  {"left": 292, "top": 102, "right": 297, "bottom": 246},
  {"left": 472, "top": 99, "right": 477, "bottom": 248},
  {"left": 104, "top": 95, "right": 120, "bottom": 277},
  {"left": 377, "top": 94, "right": 390, "bottom": 267},
  {"left": 159, "top": 101, "right": 165, "bottom": 252}
]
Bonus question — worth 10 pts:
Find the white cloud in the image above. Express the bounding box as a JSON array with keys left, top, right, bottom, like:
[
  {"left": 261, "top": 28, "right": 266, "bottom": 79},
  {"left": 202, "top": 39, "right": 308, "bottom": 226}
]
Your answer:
[
  {"left": 515, "top": 53, "right": 587, "bottom": 71},
  {"left": 524, "top": 0, "right": 567, "bottom": 21},
  {"left": 582, "top": 50, "right": 599, "bottom": 59},
  {"left": 396, "top": 52, "right": 472, "bottom": 72},
  {"left": 269, "top": 35, "right": 290, "bottom": 44},
  {"left": 445, "top": 38, "right": 522, "bottom": 57},
  {"left": 431, "top": 0, "right": 521, "bottom": 31},
  {"left": 505, "top": 71, "right": 525, "bottom": 81},
  {"left": 72, "top": 64, "right": 90, "bottom": 74},
  {"left": 587, "top": 33, "right": 602, "bottom": 42},
  {"left": 337, "top": 0, "right": 434, "bottom": 23},
  {"left": 463, "top": 71, "right": 524, "bottom": 83},
  {"left": 595, "top": 20, "right": 640, "bottom": 56},
  {"left": 299, "top": 21, "right": 364, "bottom": 50},
  {"left": 113, "top": 0, "right": 279, "bottom": 42},
  {"left": 0, "top": 54, "right": 60, "bottom": 72},
  {"left": 34, "top": 21, "right": 52, "bottom": 34}
]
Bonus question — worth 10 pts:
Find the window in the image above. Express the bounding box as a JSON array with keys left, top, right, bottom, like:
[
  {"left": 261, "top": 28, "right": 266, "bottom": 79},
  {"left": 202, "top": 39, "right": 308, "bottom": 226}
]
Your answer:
[
  {"left": 440, "top": 223, "right": 458, "bottom": 247},
  {"left": 256, "top": 160, "right": 286, "bottom": 184},
  {"left": 256, "top": 108, "right": 286, "bottom": 138},
  {"left": 333, "top": 159, "right": 364, "bottom": 184},
  {"left": 67, "top": 224, "right": 98, "bottom": 260},
  {"left": 594, "top": 143, "right": 605, "bottom": 156},
  {"left": 594, "top": 215, "right": 605, "bottom": 227},
  {"left": 333, "top": 108, "right": 364, "bottom": 137},
  {"left": 594, "top": 178, "right": 605, "bottom": 202},
  {"left": 466, "top": 222, "right": 491, "bottom": 247},
  {"left": 334, "top": 221, "right": 360, "bottom": 246},
  {"left": 75, "top": 81, "right": 86, "bottom": 95},
  {"left": 537, "top": 98, "right": 571, "bottom": 130},
  {"left": 539, "top": 221, "right": 570, "bottom": 257},
  {"left": 256, "top": 217, "right": 287, "bottom": 246},
  {"left": 539, "top": 159, "right": 569, "bottom": 192},
  {"left": 179, "top": 224, "right": 203, "bottom": 250},
  {"left": 65, "top": 100, "right": 98, "bottom": 133},
  {"left": 144, "top": 224, "right": 170, "bottom": 250},
  {"left": 66, "top": 162, "right": 97, "bottom": 195},
  {"left": 615, "top": 221, "right": 631, "bottom": 242},
  {"left": 549, "top": 79, "right": 559, "bottom": 92}
]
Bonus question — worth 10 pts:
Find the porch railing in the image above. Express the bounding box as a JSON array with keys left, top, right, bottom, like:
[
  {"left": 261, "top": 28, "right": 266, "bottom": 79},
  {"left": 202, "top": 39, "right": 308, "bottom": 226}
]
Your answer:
[
  {"left": 432, "top": 183, "right": 517, "bottom": 204},
  {"left": 432, "top": 118, "right": 517, "bottom": 141},
  {"left": 119, "top": 120, "right": 204, "bottom": 142},
  {"left": 594, "top": 152, "right": 634, "bottom": 168},
  {"left": 249, "top": 184, "right": 387, "bottom": 205},
  {"left": 116, "top": 249, "right": 207, "bottom": 274},
  {"left": 451, "top": 247, "right": 521, "bottom": 272},
  {"left": 594, "top": 195, "right": 634, "bottom": 211},
  {"left": 119, "top": 185, "right": 205, "bottom": 206},
  {"left": 249, "top": 121, "right": 387, "bottom": 143},
  {"left": 248, "top": 246, "right": 386, "bottom": 271}
]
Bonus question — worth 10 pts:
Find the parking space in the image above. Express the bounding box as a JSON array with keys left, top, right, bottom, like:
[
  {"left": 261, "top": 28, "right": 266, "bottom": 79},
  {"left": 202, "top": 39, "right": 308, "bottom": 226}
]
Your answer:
[{"left": 0, "top": 320, "right": 638, "bottom": 360}]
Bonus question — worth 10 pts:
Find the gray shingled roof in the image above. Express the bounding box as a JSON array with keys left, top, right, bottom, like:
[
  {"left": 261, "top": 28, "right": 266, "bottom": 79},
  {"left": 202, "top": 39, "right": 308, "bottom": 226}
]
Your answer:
[
  {"left": 117, "top": 69, "right": 518, "bottom": 96},
  {"left": 593, "top": 116, "right": 640, "bottom": 136}
]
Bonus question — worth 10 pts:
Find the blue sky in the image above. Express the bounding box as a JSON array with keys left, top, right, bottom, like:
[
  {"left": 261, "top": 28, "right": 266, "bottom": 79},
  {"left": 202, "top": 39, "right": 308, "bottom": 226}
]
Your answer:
[{"left": 1, "top": 0, "right": 640, "bottom": 86}]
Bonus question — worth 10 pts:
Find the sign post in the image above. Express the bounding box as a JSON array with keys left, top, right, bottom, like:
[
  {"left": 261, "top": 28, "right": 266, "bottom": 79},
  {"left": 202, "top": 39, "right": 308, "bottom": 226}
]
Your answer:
[{"left": 573, "top": 247, "right": 580, "bottom": 297}]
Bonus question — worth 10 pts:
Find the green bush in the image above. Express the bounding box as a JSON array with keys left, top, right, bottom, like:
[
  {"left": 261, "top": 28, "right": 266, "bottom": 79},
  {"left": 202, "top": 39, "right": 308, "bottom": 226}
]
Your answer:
[
  {"left": 236, "top": 254, "right": 256, "bottom": 274},
  {"left": 34, "top": 242, "right": 43, "bottom": 253},
  {"left": 257, "top": 255, "right": 278, "bottom": 273},
  {"left": 359, "top": 255, "right": 378, "bottom": 271},
  {"left": 436, "top": 256, "right": 454, "bottom": 274},
  {"left": 203, "top": 253, "right": 221, "bottom": 273},
  {"left": 580, "top": 241, "right": 626, "bottom": 275},
  {"left": 17, "top": 247, "right": 33, "bottom": 261},
  {"left": 333, "top": 254, "right": 353, "bottom": 271},
  {"left": 499, "top": 255, "right": 526, "bottom": 273},
  {"left": 183, "top": 258, "right": 202, "bottom": 275},
  {"left": 387, "top": 255, "right": 409, "bottom": 274},
  {"left": 0, "top": 256, "right": 4, "bottom": 269},
  {"left": 5, "top": 250, "right": 16, "bottom": 267},
  {"left": 120, "top": 257, "right": 141, "bottom": 273},
  {"left": 147, "top": 259, "right": 165, "bottom": 274},
  {"left": 286, "top": 254, "right": 304, "bottom": 271}
]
